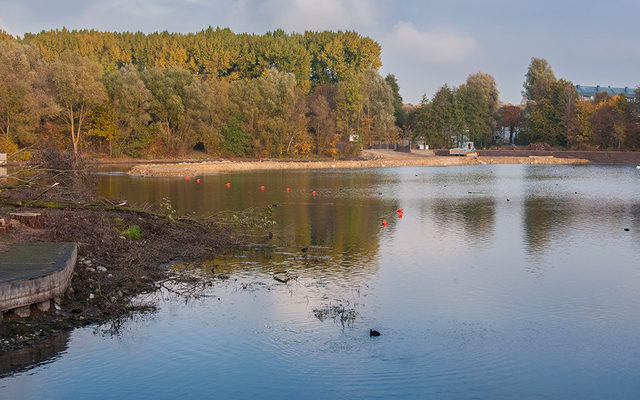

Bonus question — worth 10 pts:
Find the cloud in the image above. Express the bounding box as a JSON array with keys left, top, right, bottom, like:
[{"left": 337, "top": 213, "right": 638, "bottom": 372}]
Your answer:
[
  {"left": 385, "top": 21, "right": 477, "bottom": 63},
  {"left": 263, "top": 0, "right": 379, "bottom": 32}
]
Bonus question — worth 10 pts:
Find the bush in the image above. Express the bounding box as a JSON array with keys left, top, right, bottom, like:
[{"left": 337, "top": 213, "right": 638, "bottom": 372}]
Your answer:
[{"left": 122, "top": 225, "right": 143, "bottom": 240}]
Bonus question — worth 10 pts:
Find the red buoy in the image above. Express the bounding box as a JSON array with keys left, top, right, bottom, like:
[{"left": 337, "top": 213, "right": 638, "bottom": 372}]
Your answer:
[
  {"left": 398, "top": 213, "right": 403, "bottom": 219},
  {"left": 312, "top": 191, "right": 316, "bottom": 196},
  {"left": 226, "top": 182, "right": 231, "bottom": 188},
  {"left": 196, "top": 179, "right": 200, "bottom": 183},
  {"left": 286, "top": 188, "right": 290, "bottom": 193},
  {"left": 396, "top": 208, "right": 404, "bottom": 213},
  {"left": 260, "top": 186, "right": 265, "bottom": 191},
  {"left": 382, "top": 220, "right": 387, "bottom": 227},
  {"left": 185, "top": 176, "right": 190, "bottom": 180}
]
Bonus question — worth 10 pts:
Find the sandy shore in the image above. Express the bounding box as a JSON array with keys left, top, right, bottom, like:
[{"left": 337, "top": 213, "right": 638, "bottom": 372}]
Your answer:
[{"left": 128, "top": 149, "right": 590, "bottom": 177}]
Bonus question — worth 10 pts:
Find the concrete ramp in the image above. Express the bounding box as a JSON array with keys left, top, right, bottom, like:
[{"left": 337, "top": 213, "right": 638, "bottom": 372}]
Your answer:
[{"left": 0, "top": 243, "right": 77, "bottom": 317}]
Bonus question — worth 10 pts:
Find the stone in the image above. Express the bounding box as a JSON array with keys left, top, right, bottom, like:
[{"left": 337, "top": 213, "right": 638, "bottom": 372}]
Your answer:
[
  {"left": 86, "top": 267, "right": 96, "bottom": 272},
  {"left": 36, "top": 300, "right": 51, "bottom": 312},
  {"left": 89, "top": 293, "right": 95, "bottom": 300},
  {"left": 14, "top": 305, "right": 31, "bottom": 318},
  {"left": 96, "top": 266, "right": 107, "bottom": 272}
]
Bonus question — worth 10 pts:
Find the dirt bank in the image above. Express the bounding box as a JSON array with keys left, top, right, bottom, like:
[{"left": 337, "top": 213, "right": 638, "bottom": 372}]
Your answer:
[
  {"left": 0, "top": 170, "right": 270, "bottom": 353},
  {"left": 129, "top": 149, "right": 589, "bottom": 177}
]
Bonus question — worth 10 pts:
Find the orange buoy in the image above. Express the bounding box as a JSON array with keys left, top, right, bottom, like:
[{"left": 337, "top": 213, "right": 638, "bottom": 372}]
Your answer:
[
  {"left": 382, "top": 220, "right": 387, "bottom": 227},
  {"left": 226, "top": 182, "right": 231, "bottom": 188},
  {"left": 260, "top": 186, "right": 265, "bottom": 191},
  {"left": 312, "top": 190, "right": 316, "bottom": 196}
]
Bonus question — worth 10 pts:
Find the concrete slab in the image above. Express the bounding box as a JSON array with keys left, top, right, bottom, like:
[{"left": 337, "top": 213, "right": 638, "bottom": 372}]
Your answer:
[{"left": 0, "top": 242, "right": 77, "bottom": 313}]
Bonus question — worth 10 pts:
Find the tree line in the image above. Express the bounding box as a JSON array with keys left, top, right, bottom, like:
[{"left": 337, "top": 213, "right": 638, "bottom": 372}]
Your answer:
[
  {"left": 0, "top": 28, "right": 397, "bottom": 158},
  {"left": 2, "top": 26, "right": 639, "bottom": 159},
  {"left": 403, "top": 57, "right": 640, "bottom": 151}
]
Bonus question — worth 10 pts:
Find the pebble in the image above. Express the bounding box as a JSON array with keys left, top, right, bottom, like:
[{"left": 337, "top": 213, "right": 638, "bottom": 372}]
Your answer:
[
  {"left": 89, "top": 293, "right": 95, "bottom": 300},
  {"left": 86, "top": 267, "right": 96, "bottom": 272},
  {"left": 96, "top": 266, "right": 107, "bottom": 272}
]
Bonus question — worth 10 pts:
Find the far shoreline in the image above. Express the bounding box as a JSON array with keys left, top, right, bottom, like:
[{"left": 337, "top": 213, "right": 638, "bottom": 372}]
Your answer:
[{"left": 126, "top": 149, "right": 616, "bottom": 177}]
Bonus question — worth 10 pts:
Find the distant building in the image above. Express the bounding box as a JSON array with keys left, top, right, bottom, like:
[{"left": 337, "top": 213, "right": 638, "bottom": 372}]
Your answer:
[{"left": 575, "top": 85, "right": 637, "bottom": 101}]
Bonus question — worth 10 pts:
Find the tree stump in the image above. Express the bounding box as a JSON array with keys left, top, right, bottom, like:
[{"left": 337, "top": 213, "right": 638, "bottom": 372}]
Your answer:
[{"left": 10, "top": 212, "right": 43, "bottom": 228}]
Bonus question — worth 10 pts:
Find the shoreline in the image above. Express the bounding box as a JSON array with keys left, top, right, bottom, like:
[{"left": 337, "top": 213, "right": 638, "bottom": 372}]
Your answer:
[{"left": 129, "top": 150, "right": 591, "bottom": 177}]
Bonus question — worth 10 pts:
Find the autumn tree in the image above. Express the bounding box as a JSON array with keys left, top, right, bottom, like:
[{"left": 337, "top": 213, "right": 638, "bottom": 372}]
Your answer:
[
  {"left": 307, "top": 86, "right": 337, "bottom": 156},
  {"left": 497, "top": 105, "right": 523, "bottom": 144},
  {"left": 50, "top": 50, "right": 107, "bottom": 154},
  {"left": 360, "top": 69, "right": 397, "bottom": 146},
  {"left": 229, "top": 68, "right": 308, "bottom": 157}
]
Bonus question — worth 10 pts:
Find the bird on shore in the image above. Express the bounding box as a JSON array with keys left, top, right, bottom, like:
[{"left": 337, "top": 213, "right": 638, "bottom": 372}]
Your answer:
[{"left": 370, "top": 329, "right": 381, "bottom": 337}]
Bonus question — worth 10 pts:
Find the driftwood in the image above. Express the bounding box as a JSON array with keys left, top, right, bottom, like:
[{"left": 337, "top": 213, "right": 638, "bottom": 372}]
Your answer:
[{"left": 272, "top": 270, "right": 297, "bottom": 283}]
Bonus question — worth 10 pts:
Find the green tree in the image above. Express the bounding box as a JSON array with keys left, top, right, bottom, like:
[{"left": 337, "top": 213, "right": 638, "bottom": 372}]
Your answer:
[
  {"left": 101, "top": 64, "right": 152, "bottom": 156},
  {"left": 384, "top": 73, "right": 406, "bottom": 129},
  {"left": 523, "top": 57, "right": 556, "bottom": 101}
]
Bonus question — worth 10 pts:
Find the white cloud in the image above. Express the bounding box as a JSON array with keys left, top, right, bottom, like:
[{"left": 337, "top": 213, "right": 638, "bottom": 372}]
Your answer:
[
  {"left": 263, "top": 0, "right": 378, "bottom": 32},
  {"left": 385, "top": 21, "right": 477, "bottom": 63},
  {"left": 85, "top": 0, "right": 173, "bottom": 19}
]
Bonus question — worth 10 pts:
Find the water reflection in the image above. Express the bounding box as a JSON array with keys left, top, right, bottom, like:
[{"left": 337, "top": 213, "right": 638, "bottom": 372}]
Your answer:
[
  {"left": 0, "top": 332, "right": 70, "bottom": 378},
  {"left": 431, "top": 197, "right": 496, "bottom": 248}
]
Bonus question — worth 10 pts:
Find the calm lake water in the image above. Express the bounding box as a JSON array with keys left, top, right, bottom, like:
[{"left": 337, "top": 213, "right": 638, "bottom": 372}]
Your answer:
[{"left": 2, "top": 164, "right": 640, "bottom": 399}]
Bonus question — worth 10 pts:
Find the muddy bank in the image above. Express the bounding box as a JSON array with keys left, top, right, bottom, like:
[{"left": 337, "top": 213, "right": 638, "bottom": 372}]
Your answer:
[
  {"left": 129, "top": 149, "right": 589, "bottom": 177},
  {"left": 0, "top": 177, "right": 267, "bottom": 353}
]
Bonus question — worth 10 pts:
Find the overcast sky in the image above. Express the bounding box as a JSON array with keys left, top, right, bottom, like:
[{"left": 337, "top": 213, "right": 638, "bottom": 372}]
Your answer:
[{"left": 1, "top": 0, "right": 638, "bottom": 105}]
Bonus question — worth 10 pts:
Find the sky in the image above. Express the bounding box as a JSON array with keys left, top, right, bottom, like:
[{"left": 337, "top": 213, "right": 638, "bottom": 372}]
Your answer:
[{"left": 1, "top": 0, "right": 638, "bottom": 105}]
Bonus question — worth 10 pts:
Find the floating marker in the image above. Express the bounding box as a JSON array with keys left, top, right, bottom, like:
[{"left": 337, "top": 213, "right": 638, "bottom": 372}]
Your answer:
[
  {"left": 396, "top": 208, "right": 404, "bottom": 213},
  {"left": 185, "top": 176, "right": 190, "bottom": 180},
  {"left": 312, "top": 191, "right": 316, "bottom": 196},
  {"left": 226, "top": 182, "right": 231, "bottom": 188},
  {"left": 286, "top": 188, "right": 290, "bottom": 193},
  {"left": 398, "top": 214, "right": 403, "bottom": 219},
  {"left": 260, "top": 186, "right": 265, "bottom": 191},
  {"left": 382, "top": 220, "right": 387, "bottom": 227},
  {"left": 196, "top": 179, "right": 200, "bottom": 183}
]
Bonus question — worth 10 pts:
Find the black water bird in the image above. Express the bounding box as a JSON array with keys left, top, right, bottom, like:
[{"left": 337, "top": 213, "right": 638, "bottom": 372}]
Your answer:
[
  {"left": 624, "top": 228, "right": 630, "bottom": 231},
  {"left": 301, "top": 247, "right": 308, "bottom": 253},
  {"left": 268, "top": 232, "right": 273, "bottom": 239},
  {"left": 370, "top": 329, "right": 381, "bottom": 337}
]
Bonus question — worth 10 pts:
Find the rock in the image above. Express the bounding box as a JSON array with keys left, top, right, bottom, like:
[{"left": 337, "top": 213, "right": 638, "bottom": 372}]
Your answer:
[
  {"left": 86, "top": 267, "right": 96, "bottom": 272},
  {"left": 107, "top": 274, "right": 113, "bottom": 278},
  {"left": 89, "top": 293, "right": 95, "bottom": 300},
  {"left": 14, "top": 305, "right": 31, "bottom": 318},
  {"left": 83, "top": 259, "right": 92, "bottom": 266},
  {"left": 96, "top": 266, "right": 107, "bottom": 272},
  {"left": 36, "top": 300, "right": 51, "bottom": 312}
]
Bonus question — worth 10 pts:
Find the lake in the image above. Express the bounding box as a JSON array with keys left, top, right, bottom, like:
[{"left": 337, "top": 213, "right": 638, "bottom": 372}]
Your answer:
[{"left": 2, "top": 164, "right": 640, "bottom": 399}]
